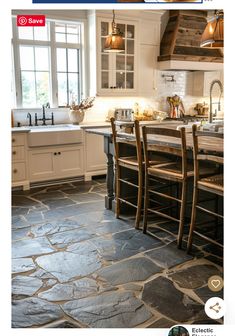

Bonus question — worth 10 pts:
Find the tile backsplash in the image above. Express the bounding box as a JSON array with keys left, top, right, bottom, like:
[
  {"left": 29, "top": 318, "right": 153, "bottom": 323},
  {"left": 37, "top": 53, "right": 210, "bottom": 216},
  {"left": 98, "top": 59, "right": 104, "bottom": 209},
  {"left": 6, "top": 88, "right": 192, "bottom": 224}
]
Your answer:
[{"left": 12, "top": 70, "right": 224, "bottom": 126}]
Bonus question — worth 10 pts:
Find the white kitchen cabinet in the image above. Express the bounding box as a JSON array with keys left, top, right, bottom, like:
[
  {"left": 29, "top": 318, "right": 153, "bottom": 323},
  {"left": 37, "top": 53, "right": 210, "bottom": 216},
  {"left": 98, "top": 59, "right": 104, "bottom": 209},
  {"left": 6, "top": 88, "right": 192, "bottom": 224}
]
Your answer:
[
  {"left": 84, "top": 132, "right": 107, "bottom": 181},
  {"left": 88, "top": 10, "right": 162, "bottom": 97},
  {"left": 29, "top": 145, "right": 84, "bottom": 182},
  {"left": 12, "top": 133, "right": 30, "bottom": 190},
  {"left": 193, "top": 71, "right": 224, "bottom": 97},
  {"left": 97, "top": 17, "right": 138, "bottom": 95},
  {"left": 139, "top": 45, "right": 158, "bottom": 96}
]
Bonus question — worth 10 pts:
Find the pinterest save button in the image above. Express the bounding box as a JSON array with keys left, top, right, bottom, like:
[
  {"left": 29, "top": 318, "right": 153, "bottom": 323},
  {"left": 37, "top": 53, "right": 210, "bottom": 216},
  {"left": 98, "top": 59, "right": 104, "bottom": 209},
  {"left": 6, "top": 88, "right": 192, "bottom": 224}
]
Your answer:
[{"left": 17, "top": 15, "right": 45, "bottom": 27}]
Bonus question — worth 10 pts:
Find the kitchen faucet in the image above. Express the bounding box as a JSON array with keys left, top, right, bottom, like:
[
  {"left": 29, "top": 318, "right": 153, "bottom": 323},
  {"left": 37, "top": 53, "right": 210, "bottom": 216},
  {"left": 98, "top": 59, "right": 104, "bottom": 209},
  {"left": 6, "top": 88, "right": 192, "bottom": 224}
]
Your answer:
[
  {"left": 209, "top": 80, "right": 223, "bottom": 123},
  {"left": 35, "top": 105, "right": 54, "bottom": 126},
  {"left": 27, "top": 112, "right": 32, "bottom": 126}
]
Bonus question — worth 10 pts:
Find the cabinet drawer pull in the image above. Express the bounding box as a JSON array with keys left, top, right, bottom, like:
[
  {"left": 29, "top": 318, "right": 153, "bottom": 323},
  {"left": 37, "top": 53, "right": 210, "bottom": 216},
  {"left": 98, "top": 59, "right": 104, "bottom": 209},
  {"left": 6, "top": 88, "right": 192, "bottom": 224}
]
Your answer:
[
  {"left": 12, "top": 151, "right": 16, "bottom": 155},
  {"left": 13, "top": 169, "right": 18, "bottom": 174}
]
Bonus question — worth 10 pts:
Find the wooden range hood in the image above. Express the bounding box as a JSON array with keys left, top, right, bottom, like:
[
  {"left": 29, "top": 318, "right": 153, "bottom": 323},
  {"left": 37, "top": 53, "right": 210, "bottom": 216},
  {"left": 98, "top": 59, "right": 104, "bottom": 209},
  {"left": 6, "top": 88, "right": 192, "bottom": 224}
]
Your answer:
[{"left": 158, "top": 10, "right": 223, "bottom": 71}]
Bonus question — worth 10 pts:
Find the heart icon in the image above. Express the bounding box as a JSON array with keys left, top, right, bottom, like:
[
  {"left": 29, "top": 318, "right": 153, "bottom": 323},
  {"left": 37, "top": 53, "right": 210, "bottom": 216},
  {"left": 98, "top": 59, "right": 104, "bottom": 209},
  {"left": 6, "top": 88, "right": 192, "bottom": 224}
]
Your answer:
[{"left": 211, "top": 280, "right": 221, "bottom": 289}]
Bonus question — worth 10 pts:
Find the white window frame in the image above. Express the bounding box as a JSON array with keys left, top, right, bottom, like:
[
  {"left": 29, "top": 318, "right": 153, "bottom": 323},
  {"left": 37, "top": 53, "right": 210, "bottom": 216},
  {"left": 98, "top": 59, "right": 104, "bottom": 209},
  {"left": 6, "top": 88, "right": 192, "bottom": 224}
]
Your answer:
[{"left": 12, "top": 17, "right": 86, "bottom": 108}]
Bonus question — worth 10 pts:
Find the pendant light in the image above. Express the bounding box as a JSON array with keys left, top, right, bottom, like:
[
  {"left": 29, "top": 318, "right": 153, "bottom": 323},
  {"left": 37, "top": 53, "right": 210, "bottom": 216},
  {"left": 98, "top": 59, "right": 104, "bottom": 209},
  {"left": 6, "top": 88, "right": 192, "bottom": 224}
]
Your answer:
[
  {"left": 200, "top": 10, "right": 224, "bottom": 48},
  {"left": 104, "top": 10, "right": 125, "bottom": 53}
]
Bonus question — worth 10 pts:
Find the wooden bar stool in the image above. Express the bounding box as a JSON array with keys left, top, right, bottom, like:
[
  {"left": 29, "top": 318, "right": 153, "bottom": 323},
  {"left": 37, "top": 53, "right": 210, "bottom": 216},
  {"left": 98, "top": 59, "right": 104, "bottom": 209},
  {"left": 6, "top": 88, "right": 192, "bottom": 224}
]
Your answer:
[
  {"left": 142, "top": 126, "right": 192, "bottom": 248},
  {"left": 111, "top": 118, "right": 143, "bottom": 229},
  {"left": 187, "top": 125, "right": 224, "bottom": 253}
]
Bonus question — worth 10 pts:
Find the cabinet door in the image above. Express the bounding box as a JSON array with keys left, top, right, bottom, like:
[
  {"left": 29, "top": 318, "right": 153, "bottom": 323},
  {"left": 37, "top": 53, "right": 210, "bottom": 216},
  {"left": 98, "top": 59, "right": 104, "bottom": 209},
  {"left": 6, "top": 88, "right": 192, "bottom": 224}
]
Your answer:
[
  {"left": 98, "top": 18, "right": 137, "bottom": 95},
  {"left": 29, "top": 149, "right": 57, "bottom": 182},
  {"left": 139, "top": 45, "right": 158, "bottom": 96},
  {"left": 58, "top": 146, "right": 84, "bottom": 177},
  {"left": 85, "top": 133, "right": 107, "bottom": 173},
  {"left": 12, "top": 163, "right": 26, "bottom": 182}
]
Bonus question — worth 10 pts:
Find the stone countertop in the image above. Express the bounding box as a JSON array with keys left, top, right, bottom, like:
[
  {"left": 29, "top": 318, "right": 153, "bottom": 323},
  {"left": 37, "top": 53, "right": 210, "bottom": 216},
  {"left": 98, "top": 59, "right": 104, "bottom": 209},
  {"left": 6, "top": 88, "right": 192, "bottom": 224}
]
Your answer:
[
  {"left": 86, "top": 126, "right": 223, "bottom": 155},
  {"left": 12, "top": 122, "right": 110, "bottom": 133},
  {"left": 12, "top": 127, "right": 31, "bottom": 133}
]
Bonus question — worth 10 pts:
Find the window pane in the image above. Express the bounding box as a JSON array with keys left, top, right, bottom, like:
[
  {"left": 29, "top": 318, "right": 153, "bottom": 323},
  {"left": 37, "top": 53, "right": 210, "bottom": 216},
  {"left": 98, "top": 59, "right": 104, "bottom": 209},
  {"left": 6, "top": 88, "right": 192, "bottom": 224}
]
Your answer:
[
  {"left": 68, "top": 49, "right": 78, "bottom": 72},
  {"left": 57, "top": 48, "right": 67, "bottom": 72},
  {"left": 68, "top": 73, "right": 78, "bottom": 104},
  {"left": 36, "top": 72, "right": 50, "bottom": 106},
  {"left": 67, "top": 34, "right": 78, "bottom": 44},
  {"left": 35, "top": 47, "right": 49, "bottom": 71},
  {"left": 55, "top": 24, "right": 65, "bottom": 33},
  {"left": 67, "top": 25, "right": 78, "bottom": 35},
  {"left": 20, "top": 46, "right": 34, "bottom": 71},
  {"left": 18, "top": 27, "right": 33, "bottom": 40},
  {"left": 21, "top": 71, "right": 36, "bottom": 107},
  {"left": 57, "top": 73, "right": 67, "bottom": 106},
  {"left": 56, "top": 33, "right": 66, "bottom": 42},
  {"left": 34, "top": 24, "right": 49, "bottom": 41}
]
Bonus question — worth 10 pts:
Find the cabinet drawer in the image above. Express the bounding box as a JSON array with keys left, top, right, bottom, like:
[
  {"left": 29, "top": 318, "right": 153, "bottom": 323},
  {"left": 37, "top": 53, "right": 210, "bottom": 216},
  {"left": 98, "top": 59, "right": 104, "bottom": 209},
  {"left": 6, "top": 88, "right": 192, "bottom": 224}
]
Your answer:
[
  {"left": 12, "top": 134, "right": 25, "bottom": 146},
  {"left": 12, "top": 146, "right": 25, "bottom": 161},
  {"left": 12, "top": 163, "right": 26, "bottom": 182}
]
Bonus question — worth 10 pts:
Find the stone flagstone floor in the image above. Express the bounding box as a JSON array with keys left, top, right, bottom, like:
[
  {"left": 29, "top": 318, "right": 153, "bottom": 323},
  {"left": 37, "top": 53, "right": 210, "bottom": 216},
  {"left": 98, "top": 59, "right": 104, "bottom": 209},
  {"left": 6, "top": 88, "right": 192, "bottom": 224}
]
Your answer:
[{"left": 12, "top": 178, "right": 223, "bottom": 328}]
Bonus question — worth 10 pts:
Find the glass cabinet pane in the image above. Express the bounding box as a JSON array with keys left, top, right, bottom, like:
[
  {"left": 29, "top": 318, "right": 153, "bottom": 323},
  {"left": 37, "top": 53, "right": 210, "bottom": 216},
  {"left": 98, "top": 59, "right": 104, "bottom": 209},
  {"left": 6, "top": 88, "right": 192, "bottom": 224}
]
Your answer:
[
  {"left": 116, "top": 72, "right": 125, "bottom": 89},
  {"left": 101, "top": 54, "right": 109, "bottom": 70},
  {"left": 101, "top": 22, "right": 109, "bottom": 37},
  {"left": 116, "top": 55, "right": 125, "bottom": 71},
  {"left": 99, "top": 20, "right": 135, "bottom": 92},
  {"left": 116, "top": 23, "right": 125, "bottom": 37},
  {"left": 126, "top": 72, "right": 134, "bottom": 89},
  {"left": 101, "top": 72, "right": 109, "bottom": 89},
  {"left": 127, "top": 25, "right": 134, "bottom": 39},
  {"left": 126, "top": 56, "right": 134, "bottom": 71},
  {"left": 127, "top": 40, "right": 134, "bottom": 55}
]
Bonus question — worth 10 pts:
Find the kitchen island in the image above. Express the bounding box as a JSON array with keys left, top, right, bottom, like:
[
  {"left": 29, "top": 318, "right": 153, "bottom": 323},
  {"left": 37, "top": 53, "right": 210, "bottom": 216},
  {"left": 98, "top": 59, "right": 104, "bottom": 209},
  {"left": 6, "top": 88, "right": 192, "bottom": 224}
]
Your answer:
[{"left": 85, "top": 125, "right": 223, "bottom": 210}]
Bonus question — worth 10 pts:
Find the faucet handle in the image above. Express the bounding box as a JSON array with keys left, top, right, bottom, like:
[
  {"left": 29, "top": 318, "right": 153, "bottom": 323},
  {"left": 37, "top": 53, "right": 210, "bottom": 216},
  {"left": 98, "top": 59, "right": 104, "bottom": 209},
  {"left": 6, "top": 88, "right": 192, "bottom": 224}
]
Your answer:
[{"left": 35, "top": 112, "right": 38, "bottom": 126}]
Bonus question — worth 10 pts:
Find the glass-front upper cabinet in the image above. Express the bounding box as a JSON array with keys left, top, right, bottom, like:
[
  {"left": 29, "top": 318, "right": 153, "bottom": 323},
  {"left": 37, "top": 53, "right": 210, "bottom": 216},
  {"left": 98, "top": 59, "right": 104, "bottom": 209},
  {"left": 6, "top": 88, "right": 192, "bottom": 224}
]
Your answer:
[{"left": 98, "top": 18, "right": 137, "bottom": 95}]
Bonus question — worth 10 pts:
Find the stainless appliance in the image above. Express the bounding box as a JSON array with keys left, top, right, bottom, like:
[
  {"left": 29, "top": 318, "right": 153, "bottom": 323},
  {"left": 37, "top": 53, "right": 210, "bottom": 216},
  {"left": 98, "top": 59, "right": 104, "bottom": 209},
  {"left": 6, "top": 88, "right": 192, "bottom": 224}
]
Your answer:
[{"left": 114, "top": 108, "right": 133, "bottom": 121}]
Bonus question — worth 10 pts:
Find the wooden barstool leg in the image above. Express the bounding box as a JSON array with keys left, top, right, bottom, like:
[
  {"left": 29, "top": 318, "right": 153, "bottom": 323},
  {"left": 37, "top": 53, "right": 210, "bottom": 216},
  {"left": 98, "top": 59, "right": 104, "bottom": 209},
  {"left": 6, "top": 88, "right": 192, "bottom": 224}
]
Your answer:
[
  {"left": 143, "top": 172, "right": 149, "bottom": 234},
  {"left": 187, "top": 186, "right": 199, "bottom": 253},
  {"left": 135, "top": 171, "right": 143, "bottom": 230},
  {"left": 116, "top": 164, "right": 121, "bottom": 218},
  {"left": 177, "top": 180, "right": 187, "bottom": 248}
]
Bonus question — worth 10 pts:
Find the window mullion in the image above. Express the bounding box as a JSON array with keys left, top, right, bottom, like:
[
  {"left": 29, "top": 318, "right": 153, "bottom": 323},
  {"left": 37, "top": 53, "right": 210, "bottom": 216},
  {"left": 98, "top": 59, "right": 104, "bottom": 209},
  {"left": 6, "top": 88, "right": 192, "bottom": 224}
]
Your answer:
[
  {"left": 66, "top": 48, "right": 69, "bottom": 105},
  {"left": 33, "top": 47, "right": 37, "bottom": 107},
  {"left": 12, "top": 17, "right": 22, "bottom": 107},
  {"left": 50, "top": 22, "right": 58, "bottom": 107}
]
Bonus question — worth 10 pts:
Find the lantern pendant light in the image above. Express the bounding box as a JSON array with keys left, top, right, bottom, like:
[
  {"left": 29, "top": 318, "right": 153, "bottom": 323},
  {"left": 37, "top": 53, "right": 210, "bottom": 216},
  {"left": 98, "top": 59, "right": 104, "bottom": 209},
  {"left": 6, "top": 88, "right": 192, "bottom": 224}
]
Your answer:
[
  {"left": 104, "top": 10, "right": 125, "bottom": 53},
  {"left": 200, "top": 10, "right": 224, "bottom": 48}
]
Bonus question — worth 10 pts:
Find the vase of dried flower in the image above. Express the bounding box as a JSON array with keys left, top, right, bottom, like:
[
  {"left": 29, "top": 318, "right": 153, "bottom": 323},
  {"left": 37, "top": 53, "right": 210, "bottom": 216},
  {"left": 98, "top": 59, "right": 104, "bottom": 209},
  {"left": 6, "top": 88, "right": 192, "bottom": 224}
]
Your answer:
[{"left": 69, "top": 109, "right": 85, "bottom": 125}]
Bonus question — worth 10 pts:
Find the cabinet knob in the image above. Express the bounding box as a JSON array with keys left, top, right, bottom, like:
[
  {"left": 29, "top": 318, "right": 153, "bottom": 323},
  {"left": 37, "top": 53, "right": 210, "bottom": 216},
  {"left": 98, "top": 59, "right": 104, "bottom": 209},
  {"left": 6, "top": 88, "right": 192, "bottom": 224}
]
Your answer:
[
  {"left": 12, "top": 138, "right": 16, "bottom": 143},
  {"left": 12, "top": 151, "right": 16, "bottom": 155},
  {"left": 58, "top": 152, "right": 61, "bottom": 155},
  {"left": 54, "top": 152, "right": 57, "bottom": 155},
  {"left": 13, "top": 169, "right": 17, "bottom": 173}
]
